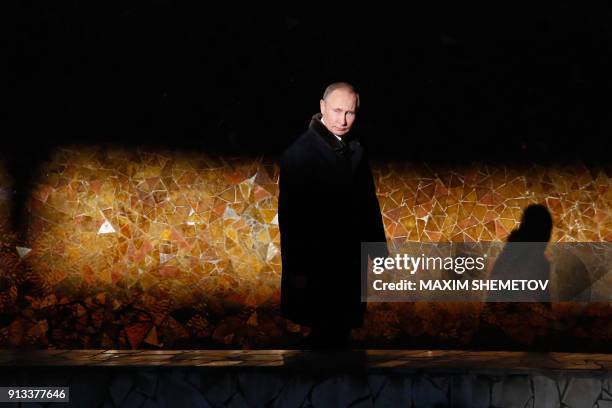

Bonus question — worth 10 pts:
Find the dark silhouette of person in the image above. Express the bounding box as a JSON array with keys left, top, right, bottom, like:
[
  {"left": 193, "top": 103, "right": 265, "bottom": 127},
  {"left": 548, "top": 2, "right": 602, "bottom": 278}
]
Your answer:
[
  {"left": 501, "top": 204, "right": 592, "bottom": 303},
  {"left": 278, "top": 82, "right": 387, "bottom": 349},
  {"left": 478, "top": 204, "right": 554, "bottom": 350},
  {"left": 488, "top": 204, "right": 553, "bottom": 302}
]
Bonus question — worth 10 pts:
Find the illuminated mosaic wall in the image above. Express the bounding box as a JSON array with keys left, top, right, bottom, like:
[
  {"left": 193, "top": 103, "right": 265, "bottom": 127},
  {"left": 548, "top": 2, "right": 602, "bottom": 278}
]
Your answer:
[{"left": 0, "top": 149, "right": 610, "bottom": 349}]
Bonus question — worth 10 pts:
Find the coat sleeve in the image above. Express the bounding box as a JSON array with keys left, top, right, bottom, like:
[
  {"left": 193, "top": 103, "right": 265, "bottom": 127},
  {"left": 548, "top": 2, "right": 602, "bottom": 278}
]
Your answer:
[
  {"left": 357, "top": 152, "right": 388, "bottom": 258},
  {"left": 278, "top": 154, "right": 292, "bottom": 274},
  {"left": 278, "top": 151, "right": 309, "bottom": 279},
  {"left": 278, "top": 149, "right": 317, "bottom": 322}
]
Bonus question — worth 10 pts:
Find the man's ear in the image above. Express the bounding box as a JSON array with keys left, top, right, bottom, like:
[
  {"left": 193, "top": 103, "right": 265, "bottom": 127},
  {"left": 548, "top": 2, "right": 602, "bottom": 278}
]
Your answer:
[{"left": 320, "top": 99, "right": 325, "bottom": 115}]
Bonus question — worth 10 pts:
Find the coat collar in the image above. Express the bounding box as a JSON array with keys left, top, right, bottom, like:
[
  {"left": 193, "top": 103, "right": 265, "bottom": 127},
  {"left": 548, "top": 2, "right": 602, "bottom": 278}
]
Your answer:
[
  {"left": 309, "top": 113, "right": 357, "bottom": 155},
  {"left": 308, "top": 113, "right": 363, "bottom": 171}
]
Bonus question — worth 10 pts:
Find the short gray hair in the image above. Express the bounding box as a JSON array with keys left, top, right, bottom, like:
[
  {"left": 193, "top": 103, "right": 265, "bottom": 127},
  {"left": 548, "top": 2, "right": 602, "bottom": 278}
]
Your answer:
[{"left": 322, "top": 82, "right": 360, "bottom": 109}]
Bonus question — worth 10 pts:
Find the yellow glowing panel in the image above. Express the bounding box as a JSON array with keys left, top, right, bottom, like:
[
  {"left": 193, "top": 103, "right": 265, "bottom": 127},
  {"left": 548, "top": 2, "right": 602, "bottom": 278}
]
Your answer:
[{"left": 0, "top": 152, "right": 611, "bottom": 349}]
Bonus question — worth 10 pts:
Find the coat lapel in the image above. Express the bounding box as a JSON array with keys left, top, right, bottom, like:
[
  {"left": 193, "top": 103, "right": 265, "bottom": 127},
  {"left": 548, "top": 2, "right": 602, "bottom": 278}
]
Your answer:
[{"left": 308, "top": 114, "right": 363, "bottom": 174}]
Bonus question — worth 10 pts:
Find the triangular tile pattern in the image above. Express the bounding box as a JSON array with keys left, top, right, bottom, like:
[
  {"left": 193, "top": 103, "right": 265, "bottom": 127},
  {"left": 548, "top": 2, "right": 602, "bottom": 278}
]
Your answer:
[
  {"left": 24, "top": 149, "right": 282, "bottom": 308},
  {"left": 0, "top": 153, "right": 610, "bottom": 349},
  {"left": 15, "top": 246, "right": 32, "bottom": 258},
  {"left": 373, "top": 162, "right": 611, "bottom": 243},
  {"left": 97, "top": 220, "right": 116, "bottom": 234}
]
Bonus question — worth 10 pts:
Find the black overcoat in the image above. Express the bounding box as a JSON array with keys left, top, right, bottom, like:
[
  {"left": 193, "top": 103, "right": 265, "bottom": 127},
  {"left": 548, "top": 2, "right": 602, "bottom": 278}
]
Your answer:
[{"left": 278, "top": 114, "right": 387, "bottom": 328}]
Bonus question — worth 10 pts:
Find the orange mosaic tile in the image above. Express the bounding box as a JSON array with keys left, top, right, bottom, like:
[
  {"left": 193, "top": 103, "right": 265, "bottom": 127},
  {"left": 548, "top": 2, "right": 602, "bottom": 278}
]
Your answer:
[{"left": 0, "top": 151, "right": 610, "bottom": 349}]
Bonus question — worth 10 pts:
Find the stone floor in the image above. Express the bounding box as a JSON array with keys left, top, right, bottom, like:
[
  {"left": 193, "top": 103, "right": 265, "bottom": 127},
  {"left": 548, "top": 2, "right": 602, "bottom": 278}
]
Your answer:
[{"left": 1, "top": 350, "right": 611, "bottom": 407}]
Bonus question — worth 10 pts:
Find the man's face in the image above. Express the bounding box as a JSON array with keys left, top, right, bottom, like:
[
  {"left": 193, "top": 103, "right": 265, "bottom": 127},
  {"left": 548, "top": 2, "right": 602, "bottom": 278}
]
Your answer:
[{"left": 320, "top": 88, "right": 357, "bottom": 137}]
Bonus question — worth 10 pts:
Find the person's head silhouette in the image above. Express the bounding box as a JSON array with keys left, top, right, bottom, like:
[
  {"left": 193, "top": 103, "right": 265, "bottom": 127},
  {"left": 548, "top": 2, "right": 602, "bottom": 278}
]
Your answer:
[{"left": 508, "top": 204, "right": 553, "bottom": 243}]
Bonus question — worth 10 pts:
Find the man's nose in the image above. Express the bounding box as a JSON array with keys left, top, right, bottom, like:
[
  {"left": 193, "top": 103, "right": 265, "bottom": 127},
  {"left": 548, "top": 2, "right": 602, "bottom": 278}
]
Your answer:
[{"left": 340, "top": 114, "right": 347, "bottom": 125}]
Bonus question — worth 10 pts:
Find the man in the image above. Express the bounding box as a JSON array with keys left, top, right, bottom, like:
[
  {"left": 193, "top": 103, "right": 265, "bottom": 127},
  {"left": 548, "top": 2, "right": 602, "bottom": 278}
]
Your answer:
[{"left": 278, "top": 82, "right": 387, "bottom": 348}]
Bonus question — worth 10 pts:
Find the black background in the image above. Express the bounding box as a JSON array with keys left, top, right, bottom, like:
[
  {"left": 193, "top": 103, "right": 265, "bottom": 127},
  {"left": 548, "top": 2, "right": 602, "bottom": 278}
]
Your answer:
[{"left": 6, "top": 0, "right": 612, "bottom": 160}]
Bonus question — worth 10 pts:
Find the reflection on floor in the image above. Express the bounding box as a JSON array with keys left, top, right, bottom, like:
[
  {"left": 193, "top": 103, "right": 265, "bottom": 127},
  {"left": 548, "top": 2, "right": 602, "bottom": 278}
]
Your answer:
[{"left": 1, "top": 349, "right": 611, "bottom": 407}]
